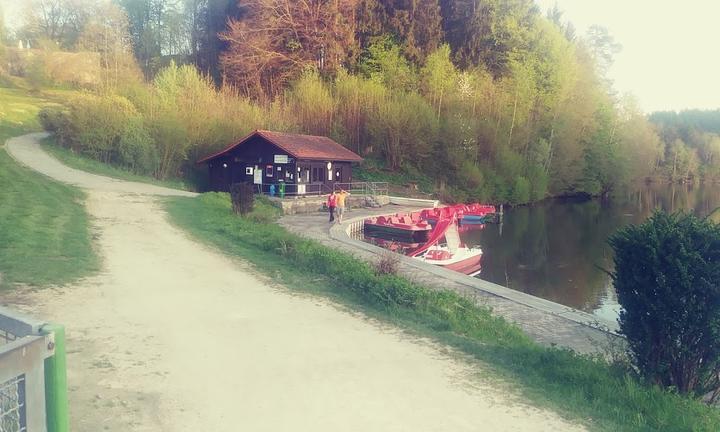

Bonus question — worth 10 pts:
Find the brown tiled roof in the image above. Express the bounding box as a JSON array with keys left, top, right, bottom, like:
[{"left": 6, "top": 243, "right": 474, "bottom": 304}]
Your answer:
[{"left": 197, "top": 130, "right": 363, "bottom": 164}]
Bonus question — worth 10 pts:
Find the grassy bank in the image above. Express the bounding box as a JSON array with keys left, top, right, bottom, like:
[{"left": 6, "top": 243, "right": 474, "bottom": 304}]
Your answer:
[
  {"left": 165, "top": 192, "right": 720, "bottom": 432},
  {"left": 41, "top": 137, "right": 192, "bottom": 191},
  {"left": 0, "top": 87, "right": 98, "bottom": 288}
]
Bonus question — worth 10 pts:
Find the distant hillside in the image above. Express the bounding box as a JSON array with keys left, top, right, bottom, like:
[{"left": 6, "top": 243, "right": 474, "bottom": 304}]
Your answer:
[{"left": 650, "top": 110, "right": 720, "bottom": 135}]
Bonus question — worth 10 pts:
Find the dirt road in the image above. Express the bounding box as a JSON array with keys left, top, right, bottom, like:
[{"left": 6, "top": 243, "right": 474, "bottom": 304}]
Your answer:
[{"left": 3, "top": 133, "right": 585, "bottom": 431}]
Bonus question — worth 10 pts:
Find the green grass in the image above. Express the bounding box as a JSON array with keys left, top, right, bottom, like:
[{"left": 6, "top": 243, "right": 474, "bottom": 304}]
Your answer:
[
  {"left": 41, "top": 137, "right": 192, "bottom": 191},
  {"left": 165, "top": 192, "right": 720, "bottom": 432},
  {"left": 0, "top": 86, "right": 99, "bottom": 288}
]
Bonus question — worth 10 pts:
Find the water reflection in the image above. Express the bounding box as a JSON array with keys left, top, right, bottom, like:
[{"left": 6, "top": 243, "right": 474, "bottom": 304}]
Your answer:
[{"left": 472, "top": 183, "right": 720, "bottom": 321}]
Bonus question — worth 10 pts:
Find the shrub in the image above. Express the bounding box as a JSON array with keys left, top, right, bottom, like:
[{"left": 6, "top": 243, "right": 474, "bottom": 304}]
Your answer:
[
  {"left": 435, "top": 186, "right": 468, "bottom": 204},
  {"left": 528, "top": 164, "right": 548, "bottom": 202},
  {"left": 25, "top": 52, "right": 51, "bottom": 90},
  {"left": 459, "top": 160, "right": 483, "bottom": 190},
  {"left": 375, "top": 252, "right": 400, "bottom": 275},
  {"left": 246, "top": 202, "right": 281, "bottom": 223},
  {"left": 229, "top": 182, "right": 255, "bottom": 215},
  {"left": 509, "top": 176, "right": 531, "bottom": 205},
  {"left": 68, "top": 93, "right": 140, "bottom": 160},
  {"left": 147, "top": 114, "right": 189, "bottom": 179},
  {"left": 610, "top": 211, "right": 720, "bottom": 399},
  {"left": 117, "top": 118, "right": 158, "bottom": 174},
  {"left": 38, "top": 107, "right": 72, "bottom": 145}
]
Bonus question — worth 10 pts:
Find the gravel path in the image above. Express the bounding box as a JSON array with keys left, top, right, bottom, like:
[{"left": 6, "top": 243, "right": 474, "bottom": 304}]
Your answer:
[{"left": 2, "top": 133, "right": 585, "bottom": 432}]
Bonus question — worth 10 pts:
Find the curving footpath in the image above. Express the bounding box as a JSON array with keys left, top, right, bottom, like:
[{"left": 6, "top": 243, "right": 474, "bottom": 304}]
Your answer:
[{"left": 2, "top": 133, "right": 586, "bottom": 432}]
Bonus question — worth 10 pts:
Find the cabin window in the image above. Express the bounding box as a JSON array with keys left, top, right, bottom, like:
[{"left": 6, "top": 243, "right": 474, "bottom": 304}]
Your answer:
[
  {"left": 297, "top": 167, "right": 307, "bottom": 183},
  {"left": 266, "top": 165, "right": 273, "bottom": 177},
  {"left": 299, "top": 167, "right": 310, "bottom": 183}
]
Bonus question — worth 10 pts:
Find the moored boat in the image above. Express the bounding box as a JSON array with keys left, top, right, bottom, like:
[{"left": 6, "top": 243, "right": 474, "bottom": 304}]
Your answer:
[
  {"left": 421, "top": 203, "right": 496, "bottom": 225},
  {"left": 413, "top": 245, "right": 483, "bottom": 274},
  {"left": 409, "top": 218, "right": 483, "bottom": 275},
  {"left": 458, "top": 203, "right": 496, "bottom": 224},
  {"left": 459, "top": 214, "right": 492, "bottom": 224},
  {"left": 364, "top": 214, "right": 432, "bottom": 240}
]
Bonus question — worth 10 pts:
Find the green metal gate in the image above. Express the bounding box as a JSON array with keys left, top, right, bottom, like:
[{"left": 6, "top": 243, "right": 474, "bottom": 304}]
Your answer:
[{"left": 0, "top": 307, "right": 68, "bottom": 432}]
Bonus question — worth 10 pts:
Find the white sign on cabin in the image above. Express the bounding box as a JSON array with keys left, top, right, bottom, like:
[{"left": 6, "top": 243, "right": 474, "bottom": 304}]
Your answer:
[{"left": 274, "top": 154, "right": 289, "bottom": 164}]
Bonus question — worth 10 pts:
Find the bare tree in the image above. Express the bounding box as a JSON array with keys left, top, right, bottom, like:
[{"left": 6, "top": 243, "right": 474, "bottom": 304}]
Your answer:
[
  {"left": 219, "top": 0, "right": 359, "bottom": 97},
  {"left": 21, "top": 0, "right": 93, "bottom": 48},
  {"left": 77, "top": 1, "right": 136, "bottom": 89}
]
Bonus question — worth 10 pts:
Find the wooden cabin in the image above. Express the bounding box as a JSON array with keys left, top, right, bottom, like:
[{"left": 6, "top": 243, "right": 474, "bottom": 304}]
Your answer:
[{"left": 197, "top": 130, "right": 363, "bottom": 194}]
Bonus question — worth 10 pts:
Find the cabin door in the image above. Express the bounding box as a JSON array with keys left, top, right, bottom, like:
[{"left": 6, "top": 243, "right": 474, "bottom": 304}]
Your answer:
[{"left": 310, "top": 163, "right": 328, "bottom": 193}]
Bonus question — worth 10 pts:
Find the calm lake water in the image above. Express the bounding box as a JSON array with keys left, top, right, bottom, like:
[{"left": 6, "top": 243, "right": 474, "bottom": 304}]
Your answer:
[
  {"left": 469, "top": 183, "right": 720, "bottom": 322},
  {"left": 364, "top": 183, "right": 720, "bottom": 323}
]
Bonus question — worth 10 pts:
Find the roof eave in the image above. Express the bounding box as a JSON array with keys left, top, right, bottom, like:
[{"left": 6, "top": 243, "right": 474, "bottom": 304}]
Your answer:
[
  {"left": 196, "top": 130, "right": 256, "bottom": 164},
  {"left": 297, "top": 157, "right": 364, "bottom": 163},
  {"left": 196, "top": 130, "right": 363, "bottom": 164}
]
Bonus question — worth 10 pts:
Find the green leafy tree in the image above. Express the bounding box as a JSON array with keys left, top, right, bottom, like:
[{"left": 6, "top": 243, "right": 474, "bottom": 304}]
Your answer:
[
  {"left": 610, "top": 212, "right": 720, "bottom": 400},
  {"left": 119, "top": 0, "right": 166, "bottom": 75},
  {"left": 359, "top": 36, "right": 416, "bottom": 91},
  {"left": 369, "top": 91, "right": 437, "bottom": 170},
  {"left": 333, "top": 69, "right": 387, "bottom": 155},
  {"left": 362, "top": 0, "right": 444, "bottom": 62},
  {"left": 440, "top": 0, "right": 539, "bottom": 75},
  {"left": 509, "top": 176, "right": 530, "bottom": 205},
  {"left": 420, "top": 44, "right": 456, "bottom": 117},
  {"left": 286, "top": 69, "right": 336, "bottom": 137},
  {"left": 586, "top": 25, "right": 622, "bottom": 78}
]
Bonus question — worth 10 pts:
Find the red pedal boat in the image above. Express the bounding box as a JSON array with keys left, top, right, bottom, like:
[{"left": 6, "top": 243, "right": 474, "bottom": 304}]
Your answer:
[
  {"left": 364, "top": 213, "right": 432, "bottom": 241},
  {"left": 421, "top": 203, "right": 496, "bottom": 225},
  {"left": 409, "top": 215, "right": 483, "bottom": 276},
  {"left": 414, "top": 245, "right": 483, "bottom": 275}
]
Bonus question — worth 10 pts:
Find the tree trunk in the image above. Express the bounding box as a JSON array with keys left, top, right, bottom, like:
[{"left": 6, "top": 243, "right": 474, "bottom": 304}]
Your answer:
[
  {"left": 544, "top": 111, "right": 559, "bottom": 174},
  {"left": 507, "top": 89, "right": 519, "bottom": 148}
]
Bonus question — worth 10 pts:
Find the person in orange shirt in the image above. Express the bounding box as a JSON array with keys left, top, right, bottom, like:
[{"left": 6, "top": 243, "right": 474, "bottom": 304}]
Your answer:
[
  {"left": 336, "top": 189, "right": 350, "bottom": 224},
  {"left": 327, "top": 191, "right": 337, "bottom": 223}
]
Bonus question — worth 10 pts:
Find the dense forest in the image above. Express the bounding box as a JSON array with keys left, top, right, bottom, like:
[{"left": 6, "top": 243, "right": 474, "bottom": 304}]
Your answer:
[
  {"left": 649, "top": 110, "right": 720, "bottom": 182},
  {"left": 1, "top": 0, "right": 717, "bottom": 203}
]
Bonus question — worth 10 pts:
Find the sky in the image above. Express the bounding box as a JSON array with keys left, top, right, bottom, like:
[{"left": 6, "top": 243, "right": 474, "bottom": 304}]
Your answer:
[
  {"left": 3, "top": 0, "right": 718, "bottom": 113},
  {"left": 535, "top": 0, "right": 720, "bottom": 113},
  {"left": 0, "top": 0, "right": 19, "bottom": 27}
]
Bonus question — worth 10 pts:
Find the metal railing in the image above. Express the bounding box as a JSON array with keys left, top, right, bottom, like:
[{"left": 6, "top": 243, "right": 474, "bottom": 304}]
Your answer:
[
  {"left": 254, "top": 183, "right": 333, "bottom": 197},
  {"left": 249, "top": 181, "right": 388, "bottom": 199},
  {"left": 0, "top": 308, "right": 67, "bottom": 432},
  {"left": 333, "top": 182, "right": 389, "bottom": 197}
]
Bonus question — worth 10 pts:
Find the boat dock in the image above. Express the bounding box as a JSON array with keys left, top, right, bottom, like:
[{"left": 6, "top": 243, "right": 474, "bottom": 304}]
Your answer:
[{"left": 280, "top": 206, "right": 622, "bottom": 355}]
